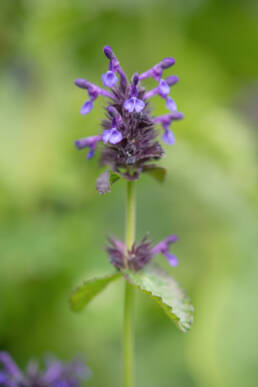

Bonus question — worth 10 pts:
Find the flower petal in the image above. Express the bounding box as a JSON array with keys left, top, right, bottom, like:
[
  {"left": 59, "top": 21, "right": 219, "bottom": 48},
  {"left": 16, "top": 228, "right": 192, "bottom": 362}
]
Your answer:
[
  {"left": 164, "top": 252, "right": 178, "bottom": 267},
  {"left": 162, "top": 129, "right": 175, "bottom": 145},
  {"left": 80, "top": 100, "right": 93, "bottom": 115},
  {"left": 166, "top": 97, "right": 177, "bottom": 112},
  {"left": 102, "top": 71, "right": 118, "bottom": 88},
  {"left": 109, "top": 129, "right": 123, "bottom": 144},
  {"left": 102, "top": 129, "right": 112, "bottom": 144},
  {"left": 87, "top": 149, "right": 95, "bottom": 159},
  {"left": 123, "top": 97, "right": 135, "bottom": 112},
  {"left": 103, "top": 129, "right": 122, "bottom": 144},
  {"left": 134, "top": 98, "right": 145, "bottom": 113},
  {"left": 159, "top": 79, "right": 170, "bottom": 96}
]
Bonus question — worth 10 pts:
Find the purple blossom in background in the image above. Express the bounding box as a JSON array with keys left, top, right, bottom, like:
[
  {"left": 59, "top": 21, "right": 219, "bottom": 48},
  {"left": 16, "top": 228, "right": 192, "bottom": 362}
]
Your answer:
[
  {"left": 107, "top": 234, "right": 178, "bottom": 271},
  {"left": 74, "top": 46, "right": 184, "bottom": 180},
  {"left": 0, "top": 352, "right": 90, "bottom": 387}
]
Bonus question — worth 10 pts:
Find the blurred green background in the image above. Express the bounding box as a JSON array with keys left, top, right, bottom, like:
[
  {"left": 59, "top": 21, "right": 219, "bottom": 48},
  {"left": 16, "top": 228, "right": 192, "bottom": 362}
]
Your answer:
[{"left": 1, "top": 0, "right": 258, "bottom": 386}]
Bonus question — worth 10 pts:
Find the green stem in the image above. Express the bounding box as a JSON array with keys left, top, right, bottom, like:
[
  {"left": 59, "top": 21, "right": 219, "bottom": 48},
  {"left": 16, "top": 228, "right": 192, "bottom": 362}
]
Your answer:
[{"left": 123, "top": 180, "right": 136, "bottom": 387}]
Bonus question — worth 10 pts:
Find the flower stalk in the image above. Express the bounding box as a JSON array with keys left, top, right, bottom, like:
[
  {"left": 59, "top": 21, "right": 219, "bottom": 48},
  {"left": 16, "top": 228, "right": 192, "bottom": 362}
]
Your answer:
[{"left": 123, "top": 180, "right": 136, "bottom": 387}]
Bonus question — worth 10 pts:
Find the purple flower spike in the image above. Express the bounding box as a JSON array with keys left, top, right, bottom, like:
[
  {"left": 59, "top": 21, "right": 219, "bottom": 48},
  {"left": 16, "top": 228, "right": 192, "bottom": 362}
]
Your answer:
[
  {"left": 152, "top": 235, "right": 178, "bottom": 267},
  {"left": 74, "top": 46, "right": 184, "bottom": 178},
  {"left": 124, "top": 97, "right": 145, "bottom": 113},
  {"left": 80, "top": 100, "right": 93, "bottom": 115},
  {"left": 107, "top": 234, "right": 179, "bottom": 271},
  {"left": 102, "top": 71, "right": 118, "bottom": 88},
  {"left": 162, "top": 128, "right": 175, "bottom": 145},
  {"left": 0, "top": 352, "right": 90, "bottom": 387},
  {"left": 103, "top": 128, "right": 123, "bottom": 144},
  {"left": 159, "top": 79, "right": 170, "bottom": 96},
  {"left": 0, "top": 352, "right": 23, "bottom": 381},
  {"left": 166, "top": 96, "right": 177, "bottom": 112}
]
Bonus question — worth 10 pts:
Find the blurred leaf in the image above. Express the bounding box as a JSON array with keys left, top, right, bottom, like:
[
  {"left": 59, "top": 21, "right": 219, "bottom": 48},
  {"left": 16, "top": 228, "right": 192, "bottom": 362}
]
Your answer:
[
  {"left": 70, "top": 272, "right": 122, "bottom": 312},
  {"left": 143, "top": 165, "right": 167, "bottom": 183},
  {"left": 123, "top": 264, "right": 193, "bottom": 332}
]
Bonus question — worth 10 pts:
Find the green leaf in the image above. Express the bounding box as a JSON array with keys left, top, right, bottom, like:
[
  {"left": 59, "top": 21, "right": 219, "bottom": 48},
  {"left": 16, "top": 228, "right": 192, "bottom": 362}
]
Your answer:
[
  {"left": 70, "top": 272, "right": 122, "bottom": 312},
  {"left": 123, "top": 264, "right": 193, "bottom": 332},
  {"left": 110, "top": 171, "right": 120, "bottom": 185},
  {"left": 143, "top": 165, "right": 167, "bottom": 183}
]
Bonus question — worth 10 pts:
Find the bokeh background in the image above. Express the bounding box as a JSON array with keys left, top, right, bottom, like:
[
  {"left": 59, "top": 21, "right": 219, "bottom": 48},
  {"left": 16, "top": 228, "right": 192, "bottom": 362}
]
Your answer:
[{"left": 1, "top": 0, "right": 258, "bottom": 386}]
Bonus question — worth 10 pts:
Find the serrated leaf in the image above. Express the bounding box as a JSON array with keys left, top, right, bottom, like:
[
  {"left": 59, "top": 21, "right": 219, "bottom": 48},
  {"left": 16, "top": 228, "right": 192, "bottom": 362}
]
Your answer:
[
  {"left": 123, "top": 264, "right": 193, "bottom": 332},
  {"left": 70, "top": 272, "right": 121, "bottom": 312},
  {"left": 143, "top": 165, "right": 167, "bottom": 183}
]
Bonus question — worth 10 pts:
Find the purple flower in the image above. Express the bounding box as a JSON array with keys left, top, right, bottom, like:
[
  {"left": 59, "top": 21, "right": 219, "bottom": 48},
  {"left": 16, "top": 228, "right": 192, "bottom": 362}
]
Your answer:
[
  {"left": 123, "top": 97, "right": 145, "bottom": 113},
  {"left": 102, "top": 71, "right": 118, "bottom": 88},
  {"left": 165, "top": 97, "right": 177, "bottom": 112},
  {"left": 0, "top": 352, "right": 23, "bottom": 386},
  {"left": 80, "top": 100, "right": 93, "bottom": 115},
  {"left": 139, "top": 57, "right": 175, "bottom": 81},
  {"left": 106, "top": 234, "right": 178, "bottom": 271},
  {"left": 154, "top": 112, "right": 184, "bottom": 145},
  {"left": 102, "top": 128, "right": 122, "bottom": 144},
  {"left": 162, "top": 128, "right": 175, "bottom": 145},
  {"left": 158, "top": 79, "right": 170, "bottom": 97},
  {"left": 0, "top": 352, "right": 90, "bottom": 387},
  {"left": 143, "top": 76, "right": 178, "bottom": 105},
  {"left": 74, "top": 135, "right": 102, "bottom": 159},
  {"left": 107, "top": 237, "right": 153, "bottom": 271},
  {"left": 152, "top": 235, "right": 178, "bottom": 266},
  {"left": 74, "top": 78, "right": 114, "bottom": 115},
  {"left": 74, "top": 79, "right": 91, "bottom": 89},
  {"left": 165, "top": 75, "right": 179, "bottom": 86},
  {"left": 74, "top": 46, "right": 183, "bottom": 180}
]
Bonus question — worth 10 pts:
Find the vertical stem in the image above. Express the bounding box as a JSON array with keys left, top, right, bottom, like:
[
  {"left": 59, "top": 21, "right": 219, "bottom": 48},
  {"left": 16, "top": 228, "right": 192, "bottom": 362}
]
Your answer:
[{"left": 124, "top": 180, "right": 136, "bottom": 387}]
